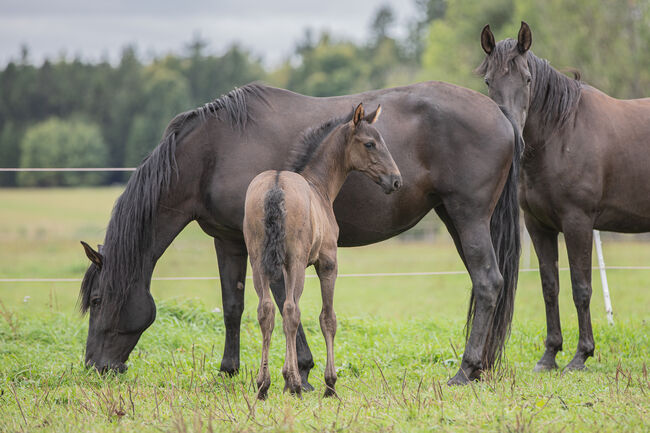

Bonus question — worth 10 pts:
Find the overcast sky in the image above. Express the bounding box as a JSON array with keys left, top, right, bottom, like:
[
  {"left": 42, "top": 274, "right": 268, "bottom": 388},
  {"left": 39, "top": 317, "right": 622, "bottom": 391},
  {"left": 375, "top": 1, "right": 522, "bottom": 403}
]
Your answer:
[{"left": 0, "top": 0, "right": 419, "bottom": 67}]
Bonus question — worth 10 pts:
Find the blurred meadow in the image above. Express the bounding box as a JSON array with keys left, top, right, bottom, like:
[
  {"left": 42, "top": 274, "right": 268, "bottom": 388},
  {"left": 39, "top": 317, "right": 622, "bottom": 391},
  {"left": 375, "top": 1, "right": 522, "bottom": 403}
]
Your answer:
[{"left": 1, "top": 187, "right": 649, "bottom": 432}]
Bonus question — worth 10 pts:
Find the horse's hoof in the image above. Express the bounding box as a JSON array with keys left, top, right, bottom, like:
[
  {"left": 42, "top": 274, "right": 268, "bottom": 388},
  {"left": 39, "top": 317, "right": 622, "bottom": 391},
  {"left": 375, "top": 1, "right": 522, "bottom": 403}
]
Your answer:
[
  {"left": 219, "top": 359, "right": 239, "bottom": 377},
  {"left": 533, "top": 361, "right": 558, "bottom": 372},
  {"left": 564, "top": 359, "right": 587, "bottom": 371},
  {"left": 323, "top": 387, "right": 337, "bottom": 398},
  {"left": 300, "top": 369, "right": 315, "bottom": 392},
  {"left": 447, "top": 371, "right": 471, "bottom": 386}
]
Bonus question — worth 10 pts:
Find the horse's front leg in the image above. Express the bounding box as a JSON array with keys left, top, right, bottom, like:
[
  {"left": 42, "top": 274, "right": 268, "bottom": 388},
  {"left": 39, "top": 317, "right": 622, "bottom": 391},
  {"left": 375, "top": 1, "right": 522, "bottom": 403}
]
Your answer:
[
  {"left": 562, "top": 214, "right": 596, "bottom": 370},
  {"left": 315, "top": 252, "right": 338, "bottom": 397},
  {"left": 525, "top": 213, "right": 562, "bottom": 372},
  {"left": 214, "top": 237, "right": 248, "bottom": 376},
  {"left": 270, "top": 278, "right": 315, "bottom": 391}
]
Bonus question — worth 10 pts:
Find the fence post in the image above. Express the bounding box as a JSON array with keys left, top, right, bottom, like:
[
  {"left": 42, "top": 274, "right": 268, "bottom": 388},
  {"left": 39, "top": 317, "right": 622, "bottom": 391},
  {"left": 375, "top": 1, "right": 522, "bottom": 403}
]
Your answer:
[{"left": 593, "top": 230, "right": 614, "bottom": 325}]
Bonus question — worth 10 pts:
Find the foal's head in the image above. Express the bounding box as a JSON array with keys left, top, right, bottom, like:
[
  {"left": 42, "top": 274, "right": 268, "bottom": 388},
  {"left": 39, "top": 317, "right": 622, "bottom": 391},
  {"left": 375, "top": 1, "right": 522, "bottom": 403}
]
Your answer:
[
  {"left": 345, "top": 103, "right": 402, "bottom": 194},
  {"left": 477, "top": 21, "right": 533, "bottom": 132}
]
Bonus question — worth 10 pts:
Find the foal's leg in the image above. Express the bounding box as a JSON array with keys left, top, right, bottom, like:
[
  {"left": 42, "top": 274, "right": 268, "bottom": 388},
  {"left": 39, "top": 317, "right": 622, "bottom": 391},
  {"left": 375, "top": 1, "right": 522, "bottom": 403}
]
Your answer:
[
  {"left": 269, "top": 279, "right": 315, "bottom": 391},
  {"left": 253, "top": 270, "right": 275, "bottom": 400},
  {"left": 281, "top": 260, "right": 306, "bottom": 396},
  {"left": 525, "top": 214, "right": 562, "bottom": 372},
  {"left": 562, "top": 216, "right": 595, "bottom": 370},
  {"left": 444, "top": 211, "right": 504, "bottom": 385},
  {"left": 214, "top": 238, "right": 248, "bottom": 376},
  {"left": 315, "top": 254, "right": 338, "bottom": 397}
]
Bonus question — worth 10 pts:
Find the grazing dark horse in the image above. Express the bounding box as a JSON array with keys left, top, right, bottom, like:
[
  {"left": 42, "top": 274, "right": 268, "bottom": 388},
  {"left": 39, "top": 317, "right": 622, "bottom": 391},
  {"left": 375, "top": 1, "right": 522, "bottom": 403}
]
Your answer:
[
  {"left": 478, "top": 22, "right": 650, "bottom": 371},
  {"left": 245, "top": 103, "right": 401, "bottom": 398},
  {"left": 80, "top": 80, "right": 522, "bottom": 386}
]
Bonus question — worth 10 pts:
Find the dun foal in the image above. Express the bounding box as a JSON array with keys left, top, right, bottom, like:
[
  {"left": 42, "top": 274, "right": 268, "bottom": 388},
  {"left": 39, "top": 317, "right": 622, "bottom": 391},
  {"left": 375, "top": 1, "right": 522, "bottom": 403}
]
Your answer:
[{"left": 243, "top": 103, "right": 402, "bottom": 398}]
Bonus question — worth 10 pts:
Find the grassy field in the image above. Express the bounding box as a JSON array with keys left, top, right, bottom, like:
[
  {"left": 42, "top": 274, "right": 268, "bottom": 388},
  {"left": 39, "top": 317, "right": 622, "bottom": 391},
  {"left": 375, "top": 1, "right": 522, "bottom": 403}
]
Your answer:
[{"left": 1, "top": 187, "right": 649, "bottom": 432}]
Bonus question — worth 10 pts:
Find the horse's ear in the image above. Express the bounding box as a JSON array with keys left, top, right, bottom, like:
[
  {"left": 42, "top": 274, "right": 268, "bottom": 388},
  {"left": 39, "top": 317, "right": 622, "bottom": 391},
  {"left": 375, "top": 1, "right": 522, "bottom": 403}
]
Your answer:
[
  {"left": 353, "top": 103, "right": 364, "bottom": 127},
  {"left": 481, "top": 24, "right": 495, "bottom": 55},
  {"left": 365, "top": 105, "right": 382, "bottom": 124},
  {"left": 517, "top": 21, "right": 532, "bottom": 53},
  {"left": 81, "top": 241, "right": 103, "bottom": 269}
]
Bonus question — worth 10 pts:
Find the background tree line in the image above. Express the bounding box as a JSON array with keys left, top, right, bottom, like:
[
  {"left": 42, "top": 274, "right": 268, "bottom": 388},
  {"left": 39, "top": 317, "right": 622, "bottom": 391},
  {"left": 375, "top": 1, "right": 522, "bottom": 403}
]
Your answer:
[{"left": 1, "top": 0, "right": 648, "bottom": 187}]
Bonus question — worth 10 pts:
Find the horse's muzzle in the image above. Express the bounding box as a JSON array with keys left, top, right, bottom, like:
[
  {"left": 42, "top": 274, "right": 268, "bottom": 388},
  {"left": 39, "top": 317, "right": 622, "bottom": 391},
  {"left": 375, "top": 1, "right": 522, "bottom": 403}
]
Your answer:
[{"left": 382, "top": 174, "right": 402, "bottom": 194}]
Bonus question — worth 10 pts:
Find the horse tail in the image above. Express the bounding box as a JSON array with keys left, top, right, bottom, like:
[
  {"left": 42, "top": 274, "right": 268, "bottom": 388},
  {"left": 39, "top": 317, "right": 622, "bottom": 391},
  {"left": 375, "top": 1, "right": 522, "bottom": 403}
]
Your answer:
[
  {"left": 261, "top": 173, "right": 286, "bottom": 282},
  {"left": 468, "top": 106, "right": 524, "bottom": 371}
]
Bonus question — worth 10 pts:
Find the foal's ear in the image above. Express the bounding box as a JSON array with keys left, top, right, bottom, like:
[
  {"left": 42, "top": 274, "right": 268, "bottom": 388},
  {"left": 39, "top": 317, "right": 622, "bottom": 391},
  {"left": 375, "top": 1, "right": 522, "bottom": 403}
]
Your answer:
[
  {"left": 517, "top": 21, "right": 532, "bottom": 53},
  {"left": 81, "top": 241, "right": 103, "bottom": 269},
  {"left": 353, "top": 102, "right": 365, "bottom": 127},
  {"left": 481, "top": 24, "right": 495, "bottom": 55},
  {"left": 365, "top": 105, "right": 382, "bottom": 124}
]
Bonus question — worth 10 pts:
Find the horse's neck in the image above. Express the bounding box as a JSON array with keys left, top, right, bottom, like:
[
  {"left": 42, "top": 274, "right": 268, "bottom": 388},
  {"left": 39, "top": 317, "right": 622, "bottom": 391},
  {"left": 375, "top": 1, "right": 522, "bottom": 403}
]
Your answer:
[
  {"left": 151, "top": 205, "right": 193, "bottom": 264},
  {"left": 104, "top": 202, "right": 192, "bottom": 287},
  {"left": 300, "top": 135, "right": 350, "bottom": 203}
]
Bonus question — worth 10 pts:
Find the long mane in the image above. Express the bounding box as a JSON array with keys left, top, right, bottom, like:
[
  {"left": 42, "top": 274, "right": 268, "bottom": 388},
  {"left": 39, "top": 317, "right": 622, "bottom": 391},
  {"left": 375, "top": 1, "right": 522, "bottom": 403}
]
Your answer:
[
  {"left": 79, "top": 84, "right": 268, "bottom": 318},
  {"left": 477, "top": 39, "right": 582, "bottom": 132}
]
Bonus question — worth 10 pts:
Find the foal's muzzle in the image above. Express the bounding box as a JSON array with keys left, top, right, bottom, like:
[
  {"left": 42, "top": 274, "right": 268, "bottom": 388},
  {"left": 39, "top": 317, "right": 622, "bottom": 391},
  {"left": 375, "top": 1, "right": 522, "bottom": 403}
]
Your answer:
[{"left": 381, "top": 173, "right": 403, "bottom": 194}]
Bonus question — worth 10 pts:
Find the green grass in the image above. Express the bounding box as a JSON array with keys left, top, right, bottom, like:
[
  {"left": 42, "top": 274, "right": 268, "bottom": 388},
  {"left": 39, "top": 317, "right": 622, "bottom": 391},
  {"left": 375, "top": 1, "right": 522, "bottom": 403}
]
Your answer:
[{"left": 1, "top": 187, "right": 649, "bottom": 432}]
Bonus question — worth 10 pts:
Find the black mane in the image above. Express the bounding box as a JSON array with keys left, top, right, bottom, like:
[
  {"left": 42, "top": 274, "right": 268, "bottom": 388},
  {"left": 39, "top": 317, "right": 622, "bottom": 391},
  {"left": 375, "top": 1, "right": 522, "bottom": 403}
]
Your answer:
[
  {"left": 477, "top": 39, "right": 582, "bottom": 132},
  {"left": 79, "top": 83, "right": 267, "bottom": 317},
  {"left": 285, "top": 113, "right": 353, "bottom": 173}
]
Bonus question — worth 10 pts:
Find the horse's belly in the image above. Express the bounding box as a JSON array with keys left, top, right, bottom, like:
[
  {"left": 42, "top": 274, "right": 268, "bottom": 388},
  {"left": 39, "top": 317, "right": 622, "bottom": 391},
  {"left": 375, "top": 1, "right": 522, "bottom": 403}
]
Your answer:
[{"left": 595, "top": 206, "right": 650, "bottom": 233}]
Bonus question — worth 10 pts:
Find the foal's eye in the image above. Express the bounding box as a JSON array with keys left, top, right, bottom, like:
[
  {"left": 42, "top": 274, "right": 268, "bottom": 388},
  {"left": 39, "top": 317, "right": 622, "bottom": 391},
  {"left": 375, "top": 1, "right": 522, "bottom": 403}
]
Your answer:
[{"left": 364, "top": 142, "right": 375, "bottom": 149}]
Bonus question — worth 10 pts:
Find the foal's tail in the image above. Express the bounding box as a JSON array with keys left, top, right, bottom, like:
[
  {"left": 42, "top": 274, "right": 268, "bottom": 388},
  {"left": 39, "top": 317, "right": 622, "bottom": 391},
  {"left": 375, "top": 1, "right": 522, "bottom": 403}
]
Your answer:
[
  {"left": 468, "top": 106, "right": 524, "bottom": 371},
  {"left": 261, "top": 175, "right": 286, "bottom": 282}
]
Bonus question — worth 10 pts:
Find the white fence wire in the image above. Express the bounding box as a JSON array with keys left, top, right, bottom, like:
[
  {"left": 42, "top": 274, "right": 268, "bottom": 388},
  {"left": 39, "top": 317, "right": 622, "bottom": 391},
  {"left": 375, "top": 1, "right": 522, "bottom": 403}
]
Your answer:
[{"left": 2, "top": 167, "right": 639, "bottom": 324}]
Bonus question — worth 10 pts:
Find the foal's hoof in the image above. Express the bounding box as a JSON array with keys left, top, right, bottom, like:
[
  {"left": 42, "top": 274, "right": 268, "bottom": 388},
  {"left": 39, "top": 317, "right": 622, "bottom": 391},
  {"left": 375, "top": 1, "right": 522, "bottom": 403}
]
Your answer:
[
  {"left": 323, "top": 386, "right": 337, "bottom": 398},
  {"left": 284, "top": 382, "right": 303, "bottom": 398},
  {"left": 533, "top": 361, "right": 558, "bottom": 372},
  {"left": 300, "top": 369, "right": 315, "bottom": 392},
  {"left": 257, "top": 389, "right": 269, "bottom": 401}
]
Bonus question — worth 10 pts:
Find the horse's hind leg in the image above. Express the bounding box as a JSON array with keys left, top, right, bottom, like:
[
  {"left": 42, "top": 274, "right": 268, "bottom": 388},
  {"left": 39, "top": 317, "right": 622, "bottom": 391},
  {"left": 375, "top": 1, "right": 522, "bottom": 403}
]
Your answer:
[
  {"left": 269, "top": 279, "right": 315, "bottom": 391},
  {"left": 315, "top": 254, "right": 338, "bottom": 397},
  {"left": 525, "top": 214, "right": 562, "bottom": 372},
  {"left": 562, "top": 217, "right": 595, "bottom": 370},
  {"left": 444, "top": 210, "right": 504, "bottom": 385},
  {"left": 281, "top": 260, "right": 306, "bottom": 396},
  {"left": 253, "top": 270, "right": 275, "bottom": 400},
  {"left": 214, "top": 238, "right": 247, "bottom": 376}
]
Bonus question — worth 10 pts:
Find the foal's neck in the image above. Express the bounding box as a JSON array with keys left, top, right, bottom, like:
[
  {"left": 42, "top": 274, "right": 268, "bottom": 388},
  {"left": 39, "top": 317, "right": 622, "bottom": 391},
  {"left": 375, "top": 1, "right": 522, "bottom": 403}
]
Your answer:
[{"left": 300, "top": 125, "right": 351, "bottom": 204}]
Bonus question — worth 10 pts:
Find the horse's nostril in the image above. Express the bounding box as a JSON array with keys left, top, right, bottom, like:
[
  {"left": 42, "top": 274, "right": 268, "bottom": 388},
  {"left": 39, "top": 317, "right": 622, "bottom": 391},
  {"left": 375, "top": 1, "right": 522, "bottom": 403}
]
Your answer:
[{"left": 393, "top": 179, "right": 402, "bottom": 190}]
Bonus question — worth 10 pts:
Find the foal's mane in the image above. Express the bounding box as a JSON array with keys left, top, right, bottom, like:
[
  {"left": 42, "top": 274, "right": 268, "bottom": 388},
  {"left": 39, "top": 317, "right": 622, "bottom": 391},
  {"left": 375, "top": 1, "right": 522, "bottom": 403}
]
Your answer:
[
  {"left": 285, "top": 112, "right": 353, "bottom": 173},
  {"left": 477, "top": 39, "right": 582, "bottom": 132},
  {"left": 79, "top": 83, "right": 268, "bottom": 317}
]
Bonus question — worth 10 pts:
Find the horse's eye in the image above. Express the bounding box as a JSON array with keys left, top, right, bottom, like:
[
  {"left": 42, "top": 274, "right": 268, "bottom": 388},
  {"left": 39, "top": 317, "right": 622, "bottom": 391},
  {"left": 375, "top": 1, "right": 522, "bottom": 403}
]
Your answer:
[
  {"left": 484, "top": 78, "right": 490, "bottom": 86},
  {"left": 364, "top": 142, "right": 375, "bottom": 149},
  {"left": 91, "top": 297, "right": 101, "bottom": 308},
  {"left": 526, "top": 76, "right": 532, "bottom": 84}
]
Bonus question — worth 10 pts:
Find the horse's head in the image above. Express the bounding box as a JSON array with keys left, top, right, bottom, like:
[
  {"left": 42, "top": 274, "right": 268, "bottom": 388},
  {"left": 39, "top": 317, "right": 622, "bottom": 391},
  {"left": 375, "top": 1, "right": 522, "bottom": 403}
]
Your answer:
[
  {"left": 345, "top": 103, "right": 402, "bottom": 194},
  {"left": 79, "top": 241, "right": 156, "bottom": 373},
  {"left": 478, "top": 21, "right": 533, "bottom": 132}
]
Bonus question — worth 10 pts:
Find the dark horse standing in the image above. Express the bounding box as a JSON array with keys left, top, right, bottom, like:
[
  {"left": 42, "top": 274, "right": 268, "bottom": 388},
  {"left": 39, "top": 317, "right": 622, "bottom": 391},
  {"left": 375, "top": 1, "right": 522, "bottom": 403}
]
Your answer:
[
  {"left": 79, "top": 81, "right": 522, "bottom": 386},
  {"left": 478, "top": 22, "right": 650, "bottom": 371}
]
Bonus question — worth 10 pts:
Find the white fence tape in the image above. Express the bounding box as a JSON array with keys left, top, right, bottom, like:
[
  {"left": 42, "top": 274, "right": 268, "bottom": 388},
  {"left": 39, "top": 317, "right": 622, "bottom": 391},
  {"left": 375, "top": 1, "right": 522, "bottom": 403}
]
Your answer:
[{"left": 1, "top": 266, "right": 648, "bottom": 283}]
